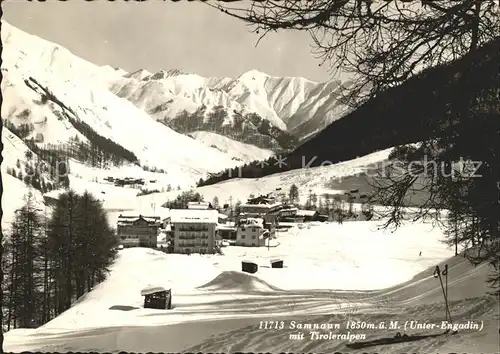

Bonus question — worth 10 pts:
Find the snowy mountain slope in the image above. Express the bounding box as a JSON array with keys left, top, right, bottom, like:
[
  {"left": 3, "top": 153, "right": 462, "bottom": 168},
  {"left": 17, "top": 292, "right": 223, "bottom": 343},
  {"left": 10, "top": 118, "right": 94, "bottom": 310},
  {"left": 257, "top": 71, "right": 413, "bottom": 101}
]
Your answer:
[
  {"left": 123, "top": 68, "right": 152, "bottom": 80},
  {"left": 111, "top": 70, "right": 287, "bottom": 130},
  {"left": 1, "top": 21, "right": 121, "bottom": 87},
  {"left": 189, "top": 148, "right": 394, "bottom": 206},
  {"left": 2, "top": 68, "right": 90, "bottom": 146},
  {"left": 1, "top": 126, "right": 67, "bottom": 232},
  {"left": 1, "top": 21, "right": 257, "bottom": 186},
  {"left": 1, "top": 126, "right": 59, "bottom": 189},
  {"left": 1, "top": 173, "right": 45, "bottom": 232},
  {"left": 2, "top": 127, "right": 41, "bottom": 174},
  {"left": 109, "top": 67, "right": 351, "bottom": 147},
  {"left": 188, "top": 131, "right": 274, "bottom": 163}
]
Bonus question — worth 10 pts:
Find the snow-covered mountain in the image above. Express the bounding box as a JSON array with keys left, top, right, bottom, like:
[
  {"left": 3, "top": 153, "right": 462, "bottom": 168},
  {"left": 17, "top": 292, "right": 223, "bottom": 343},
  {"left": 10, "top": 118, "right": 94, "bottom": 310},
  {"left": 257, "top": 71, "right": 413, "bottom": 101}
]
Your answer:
[
  {"left": 1, "top": 21, "right": 271, "bottom": 188},
  {"left": 109, "top": 66, "right": 352, "bottom": 149}
]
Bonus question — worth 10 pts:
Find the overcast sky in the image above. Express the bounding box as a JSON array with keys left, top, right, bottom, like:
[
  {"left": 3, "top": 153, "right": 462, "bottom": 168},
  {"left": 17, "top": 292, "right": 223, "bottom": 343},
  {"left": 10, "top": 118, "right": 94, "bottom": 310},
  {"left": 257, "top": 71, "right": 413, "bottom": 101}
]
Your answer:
[{"left": 3, "top": 0, "right": 332, "bottom": 82}]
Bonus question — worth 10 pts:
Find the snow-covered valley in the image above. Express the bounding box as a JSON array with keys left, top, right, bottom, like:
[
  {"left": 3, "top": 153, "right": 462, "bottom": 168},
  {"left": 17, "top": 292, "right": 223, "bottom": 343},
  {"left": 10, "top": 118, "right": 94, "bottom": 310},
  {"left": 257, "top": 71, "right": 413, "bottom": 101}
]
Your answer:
[{"left": 1, "top": 18, "right": 498, "bottom": 354}]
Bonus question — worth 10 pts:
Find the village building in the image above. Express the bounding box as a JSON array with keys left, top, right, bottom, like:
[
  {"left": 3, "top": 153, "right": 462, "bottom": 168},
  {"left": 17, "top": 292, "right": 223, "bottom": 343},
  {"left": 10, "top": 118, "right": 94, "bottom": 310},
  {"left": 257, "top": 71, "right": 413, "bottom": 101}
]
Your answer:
[
  {"left": 167, "top": 209, "right": 219, "bottom": 254},
  {"left": 236, "top": 217, "right": 268, "bottom": 247},
  {"left": 218, "top": 213, "right": 229, "bottom": 224},
  {"left": 237, "top": 200, "right": 283, "bottom": 237},
  {"left": 117, "top": 214, "right": 161, "bottom": 248},
  {"left": 220, "top": 194, "right": 288, "bottom": 244},
  {"left": 296, "top": 209, "right": 321, "bottom": 222},
  {"left": 239, "top": 201, "right": 283, "bottom": 215},
  {"left": 279, "top": 206, "right": 298, "bottom": 216},
  {"left": 279, "top": 206, "right": 298, "bottom": 218},
  {"left": 216, "top": 222, "right": 237, "bottom": 240}
]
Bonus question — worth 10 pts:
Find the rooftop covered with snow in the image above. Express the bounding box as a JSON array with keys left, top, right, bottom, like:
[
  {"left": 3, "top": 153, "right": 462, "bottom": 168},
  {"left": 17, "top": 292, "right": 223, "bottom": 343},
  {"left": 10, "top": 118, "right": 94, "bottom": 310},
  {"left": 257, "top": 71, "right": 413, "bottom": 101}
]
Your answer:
[
  {"left": 296, "top": 209, "right": 319, "bottom": 217},
  {"left": 117, "top": 215, "right": 162, "bottom": 226},
  {"left": 240, "top": 202, "right": 283, "bottom": 211},
  {"left": 140, "top": 285, "right": 171, "bottom": 296},
  {"left": 168, "top": 209, "right": 219, "bottom": 224},
  {"left": 187, "top": 201, "right": 211, "bottom": 210},
  {"left": 239, "top": 217, "right": 265, "bottom": 227}
]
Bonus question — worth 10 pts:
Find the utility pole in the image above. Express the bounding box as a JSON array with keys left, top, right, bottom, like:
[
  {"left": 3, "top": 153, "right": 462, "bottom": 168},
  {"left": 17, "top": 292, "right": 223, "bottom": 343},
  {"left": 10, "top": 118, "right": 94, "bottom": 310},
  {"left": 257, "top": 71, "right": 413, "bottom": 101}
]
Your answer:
[{"left": 454, "top": 217, "right": 458, "bottom": 256}]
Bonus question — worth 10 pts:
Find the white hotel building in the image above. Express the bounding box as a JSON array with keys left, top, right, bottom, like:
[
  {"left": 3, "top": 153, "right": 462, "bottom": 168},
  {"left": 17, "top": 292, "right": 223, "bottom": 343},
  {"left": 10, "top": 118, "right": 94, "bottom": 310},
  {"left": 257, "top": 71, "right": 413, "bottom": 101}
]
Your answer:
[{"left": 169, "top": 209, "right": 218, "bottom": 254}]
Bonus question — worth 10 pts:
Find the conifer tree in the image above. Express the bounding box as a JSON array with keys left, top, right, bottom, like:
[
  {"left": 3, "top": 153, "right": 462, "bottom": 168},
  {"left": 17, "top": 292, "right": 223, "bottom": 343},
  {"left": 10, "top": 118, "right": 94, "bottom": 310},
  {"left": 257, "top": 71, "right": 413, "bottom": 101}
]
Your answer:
[
  {"left": 7, "top": 193, "right": 44, "bottom": 328},
  {"left": 289, "top": 184, "right": 299, "bottom": 204},
  {"left": 49, "top": 190, "right": 118, "bottom": 308}
]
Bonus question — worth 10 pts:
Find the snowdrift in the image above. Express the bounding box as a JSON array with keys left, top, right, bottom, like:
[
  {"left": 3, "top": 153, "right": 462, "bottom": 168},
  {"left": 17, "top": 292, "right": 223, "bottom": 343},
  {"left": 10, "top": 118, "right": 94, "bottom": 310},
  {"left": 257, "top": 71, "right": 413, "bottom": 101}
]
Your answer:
[{"left": 197, "top": 271, "right": 283, "bottom": 292}]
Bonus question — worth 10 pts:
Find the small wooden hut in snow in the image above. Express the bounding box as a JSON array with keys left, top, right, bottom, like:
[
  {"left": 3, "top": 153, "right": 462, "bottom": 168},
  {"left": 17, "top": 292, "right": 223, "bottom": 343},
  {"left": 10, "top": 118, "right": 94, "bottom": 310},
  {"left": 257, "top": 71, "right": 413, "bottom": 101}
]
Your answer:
[
  {"left": 270, "top": 259, "right": 283, "bottom": 268},
  {"left": 140, "top": 285, "right": 172, "bottom": 310},
  {"left": 241, "top": 260, "right": 258, "bottom": 274}
]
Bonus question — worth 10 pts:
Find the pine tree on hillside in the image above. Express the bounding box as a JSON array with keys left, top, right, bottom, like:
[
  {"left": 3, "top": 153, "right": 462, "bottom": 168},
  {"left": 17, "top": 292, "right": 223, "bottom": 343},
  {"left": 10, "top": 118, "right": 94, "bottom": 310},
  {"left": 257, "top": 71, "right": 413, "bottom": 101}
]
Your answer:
[
  {"left": 2, "top": 240, "right": 11, "bottom": 333},
  {"left": 311, "top": 193, "right": 318, "bottom": 209},
  {"left": 75, "top": 192, "right": 117, "bottom": 294},
  {"left": 39, "top": 231, "right": 53, "bottom": 324},
  {"left": 318, "top": 197, "right": 324, "bottom": 214},
  {"left": 212, "top": 196, "right": 220, "bottom": 210},
  {"left": 289, "top": 184, "right": 299, "bottom": 204},
  {"left": 47, "top": 190, "right": 118, "bottom": 315},
  {"left": 5, "top": 193, "right": 44, "bottom": 329},
  {"left": 234, "top": 200, "right": 242, "bottom": 215},
  {"left": 48, "top": 189, "right": 78, "bottom": 310}
]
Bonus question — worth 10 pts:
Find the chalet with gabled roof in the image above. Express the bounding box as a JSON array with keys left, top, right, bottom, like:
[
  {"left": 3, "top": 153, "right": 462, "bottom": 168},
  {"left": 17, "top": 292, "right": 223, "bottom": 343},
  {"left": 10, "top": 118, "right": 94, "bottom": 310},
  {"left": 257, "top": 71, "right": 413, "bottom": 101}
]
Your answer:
[{"left": 117, "top": 214, "right": 161, "bottom": 248}]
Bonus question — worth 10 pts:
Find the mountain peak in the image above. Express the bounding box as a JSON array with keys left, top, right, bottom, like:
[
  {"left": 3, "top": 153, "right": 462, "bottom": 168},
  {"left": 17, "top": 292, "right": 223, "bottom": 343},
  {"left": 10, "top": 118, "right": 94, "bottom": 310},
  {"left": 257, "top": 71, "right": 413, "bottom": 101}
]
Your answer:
[
  {"left": 124, "top": 68, "right": 153, "bottom": 80},
  {"left": 149, "top": 69, "right": 191, "bottom": 80},
  {"left": 238, "top": 69, "right": 270, "bottom": 80}
]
